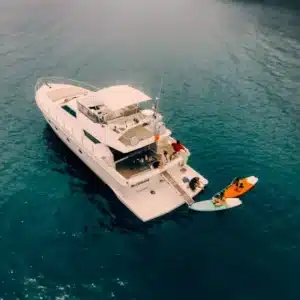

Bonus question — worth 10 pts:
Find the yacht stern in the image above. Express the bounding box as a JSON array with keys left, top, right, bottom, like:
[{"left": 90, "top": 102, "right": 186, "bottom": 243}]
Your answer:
[{"left": 113, "top": 166, "right": 208, "bottom": 222}]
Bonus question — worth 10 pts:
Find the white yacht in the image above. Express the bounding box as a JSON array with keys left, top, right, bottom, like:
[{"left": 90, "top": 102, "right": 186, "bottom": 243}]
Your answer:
[{"left": 35, "top": 77, "right": 208, "bottom": 222}]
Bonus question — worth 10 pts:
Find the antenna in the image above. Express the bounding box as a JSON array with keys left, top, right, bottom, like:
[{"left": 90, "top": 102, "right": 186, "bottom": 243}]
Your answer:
[
  {"left": 155, "top": 74, "right": 164, "bottom": 113},
  {"left": 153, "top": 73, "right": 164, "bottom": 139}
]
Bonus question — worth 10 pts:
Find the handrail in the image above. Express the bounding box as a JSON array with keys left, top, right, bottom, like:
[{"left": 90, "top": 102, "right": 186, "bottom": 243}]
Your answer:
[{"left": 35, "top": 76, "right": 100, "bottom": 93}]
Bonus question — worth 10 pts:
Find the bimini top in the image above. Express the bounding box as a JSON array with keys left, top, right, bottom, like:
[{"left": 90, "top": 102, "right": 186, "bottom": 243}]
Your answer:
[{"left": 79, "top": 85, "right": 151, "bottom": 111}]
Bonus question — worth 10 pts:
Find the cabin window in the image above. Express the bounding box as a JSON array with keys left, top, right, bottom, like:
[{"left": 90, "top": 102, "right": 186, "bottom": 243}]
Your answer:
[
  {"left": 78, "top": 102, "right": 89, "bottom": 115},
  {"left": 83, "top": 130, "right": 101, "bottom": 144},
  {"left": 62, "top": 105, "right": 77, "bottom": 118},
  {"left": 77, "top": 102, "right": 101, "bottom": 123}
]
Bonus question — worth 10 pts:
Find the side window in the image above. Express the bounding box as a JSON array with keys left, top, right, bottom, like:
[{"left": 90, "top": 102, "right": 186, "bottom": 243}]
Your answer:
[
  {"left": 77, "top": 102, "right": 100, "bottom": 123},
  {"left": 62, "top": 105, "right": 77, "bottom": 118},
  {"left": 83, "top": 130, "right": 100, "bottom": 144}
]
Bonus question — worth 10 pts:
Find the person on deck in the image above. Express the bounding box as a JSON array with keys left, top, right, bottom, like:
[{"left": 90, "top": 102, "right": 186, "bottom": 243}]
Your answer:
[
  {"left": 151, "top": 160, "right": 161, "bottom": 169},
  {"left": 212, "top": 191, "right": 226, "bottom": 206},
  {"left": 160, "top": 150, "right": 169, "bottom": 165},
  {"left": 189, "top": 177, "right": 202, "bottom": 191},
  {"left": 170, "top": 140, "right": 187, "bottom": 159}
]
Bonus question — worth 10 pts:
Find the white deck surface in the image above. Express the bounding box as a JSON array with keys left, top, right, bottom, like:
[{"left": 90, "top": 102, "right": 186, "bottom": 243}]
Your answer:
[
  {"left": 168, "top": 164, "right": 208, "bottom": 197},
  {"left": 117, "top": 175, "right": 186, "bottom": 222},
  {"left": 46, "top": 84, "right": 89, "bottom": 102}
]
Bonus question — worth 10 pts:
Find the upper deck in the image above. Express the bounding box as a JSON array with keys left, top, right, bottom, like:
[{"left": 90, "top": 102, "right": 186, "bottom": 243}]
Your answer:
[{"left": 35, "top": 77, "right": 171, "bottom": 153}]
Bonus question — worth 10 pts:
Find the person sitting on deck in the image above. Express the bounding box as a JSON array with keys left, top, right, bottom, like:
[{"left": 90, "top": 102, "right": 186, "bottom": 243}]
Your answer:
[
  {"left": 170, "top": 140, "right": 187, "bottom": 159},
  {"left": 212, "top": 191, "right": 226, "bottom": 206},
  {"left": 151, "top": 160, "right": 162, "bottom": 169},
  {"left": 189, "top": 177, "right": 202, "bottom": 191}
]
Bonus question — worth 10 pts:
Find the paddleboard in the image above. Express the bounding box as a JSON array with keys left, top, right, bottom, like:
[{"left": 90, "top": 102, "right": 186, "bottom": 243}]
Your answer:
[
  {"left": 223, "top": 176, "right": 258, "bottom": 198},
  {"left": 189, "top": 198, "right": 242, "bottom": 212}
]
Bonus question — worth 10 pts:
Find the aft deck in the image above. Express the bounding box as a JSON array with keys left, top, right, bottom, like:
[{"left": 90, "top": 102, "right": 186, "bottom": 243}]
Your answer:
[
  {"left": 115, "top": 148, "right": 159, "bottom": 179},
  {"left": 118, "top": 165, "right": 209, "bottom": 221},
  {"left": 117, "top": 174, "right": 186, "bottom": 222},
  {"left": 116, "top": 164, "right": 151, "bottom": 179}
]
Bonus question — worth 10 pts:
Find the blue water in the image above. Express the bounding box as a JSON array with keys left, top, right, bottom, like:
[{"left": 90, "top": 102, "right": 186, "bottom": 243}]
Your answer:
[{"left": 1, "top": 0, "right": 300, "bottom": 299}]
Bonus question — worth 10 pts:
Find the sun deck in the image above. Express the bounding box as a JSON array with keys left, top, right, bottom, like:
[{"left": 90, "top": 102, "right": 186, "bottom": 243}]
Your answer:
[
  {"left": 107, "top": 111, "right": 146, "bottom": 131},
  {"left": 46, "top": 84, "right": 89, "bottom": 103},
  {"left": 119, "top": 125, "right": 154, "bottom": 146}
]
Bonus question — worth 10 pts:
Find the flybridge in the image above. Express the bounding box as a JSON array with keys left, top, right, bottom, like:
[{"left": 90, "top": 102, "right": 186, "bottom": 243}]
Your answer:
[
  {"left": 75, "top": 84, "right": 169, "bottom": 150},
  {"left": 84, "top": 85, "right": 152, "bottom": 111},
  {"left": 76, "top": 85, "right": 153, "bottom": 124}
]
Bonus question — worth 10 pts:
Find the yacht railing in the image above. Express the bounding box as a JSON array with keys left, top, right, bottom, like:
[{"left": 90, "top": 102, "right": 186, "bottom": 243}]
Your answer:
[{"left": 35, "top": 76, "right": 100, "bottom": 93}]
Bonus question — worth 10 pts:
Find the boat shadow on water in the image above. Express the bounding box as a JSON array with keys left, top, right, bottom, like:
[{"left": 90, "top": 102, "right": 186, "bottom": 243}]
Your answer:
[{"left": 43, "top": 125, "right": 193, "bottom": 235}]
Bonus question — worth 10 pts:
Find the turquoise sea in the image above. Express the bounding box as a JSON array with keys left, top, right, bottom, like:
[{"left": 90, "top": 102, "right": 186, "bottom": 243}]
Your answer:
[{"left": 1, "top": 0, "right": 300, "bottom": 299}]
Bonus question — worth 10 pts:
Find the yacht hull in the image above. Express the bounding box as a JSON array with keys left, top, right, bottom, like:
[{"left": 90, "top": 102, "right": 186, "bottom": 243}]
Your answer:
[
  {"left": 39, "top": 109, "right": 189, "bottom": 222},
  {"left": 35, "top": 78, "right": 209, "bottom": 222}
]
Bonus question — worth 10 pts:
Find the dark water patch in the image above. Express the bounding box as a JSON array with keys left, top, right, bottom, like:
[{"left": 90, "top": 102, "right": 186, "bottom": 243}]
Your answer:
[{"left": 224, "top": 0, "right": 300, "bottom": 10}]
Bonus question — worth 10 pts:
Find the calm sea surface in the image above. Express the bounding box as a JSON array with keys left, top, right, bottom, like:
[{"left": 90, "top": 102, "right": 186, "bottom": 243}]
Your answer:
[{"left": 1, "top": 0, "right": 300, "bottom": 299}]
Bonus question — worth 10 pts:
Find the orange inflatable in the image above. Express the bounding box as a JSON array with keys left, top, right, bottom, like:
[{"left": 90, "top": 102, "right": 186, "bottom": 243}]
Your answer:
[{"left": 223, "top": 176, "right": 258, "bottom": 198}]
